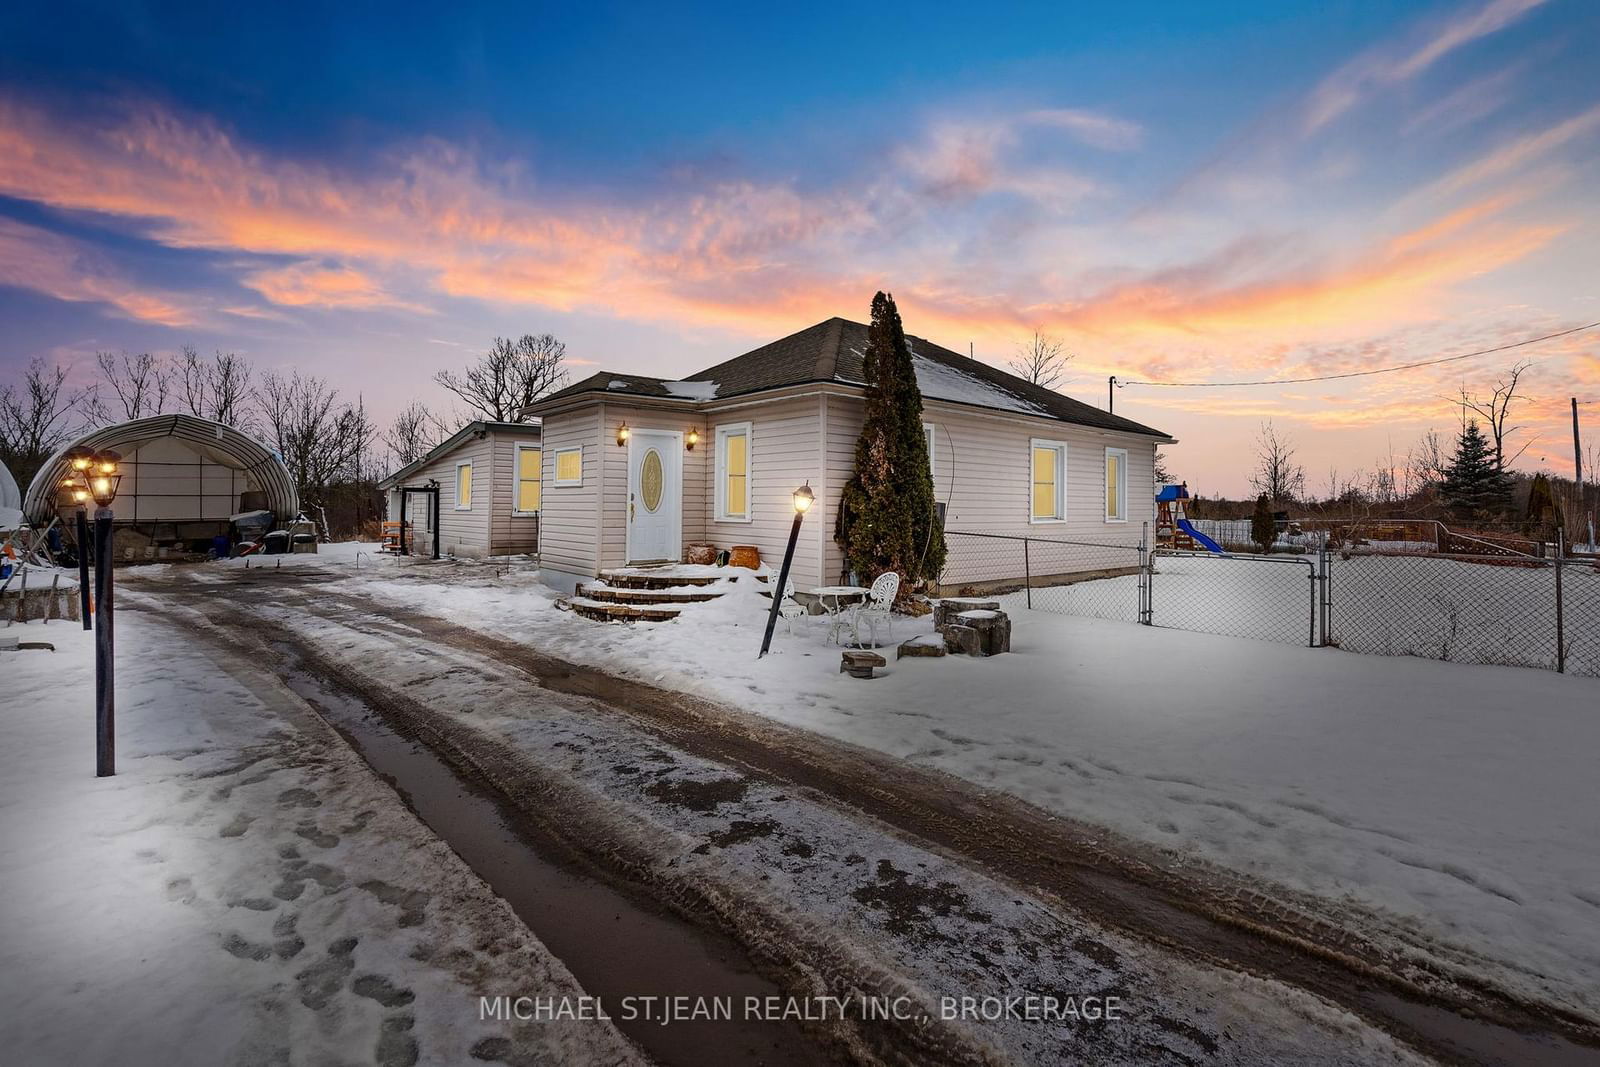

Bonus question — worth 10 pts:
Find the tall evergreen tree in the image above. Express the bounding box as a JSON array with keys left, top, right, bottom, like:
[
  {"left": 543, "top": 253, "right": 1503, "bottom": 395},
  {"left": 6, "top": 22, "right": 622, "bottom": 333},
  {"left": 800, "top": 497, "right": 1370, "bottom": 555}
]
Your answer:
[
  {"left": 1441, "top": 419, "right": 1511, "bottom": 519},
  {"left": 835, "top": 292, "right": 944, "bottom": 598}
]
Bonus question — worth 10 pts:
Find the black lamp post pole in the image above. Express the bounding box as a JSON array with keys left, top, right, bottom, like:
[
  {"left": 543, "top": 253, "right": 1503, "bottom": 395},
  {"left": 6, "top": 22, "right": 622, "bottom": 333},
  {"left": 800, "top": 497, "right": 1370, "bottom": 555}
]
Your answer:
[
  {"left": 759, "top": 509, "right": 804, "bottom": 659},
  {"left": 94, "top": 508, "right": 115, "bottom": 777},
  {"left": 76, "top": 508, "right": 91, "bottom": 631}
]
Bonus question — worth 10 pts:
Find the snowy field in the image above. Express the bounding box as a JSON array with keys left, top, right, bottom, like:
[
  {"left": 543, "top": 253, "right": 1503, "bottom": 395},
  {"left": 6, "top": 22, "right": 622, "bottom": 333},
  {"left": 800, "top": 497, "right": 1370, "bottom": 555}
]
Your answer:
[
  {"left": 260, "top": 549, "right": 1600, "bottom": 1024},
  {"left": 0, "top": 609, "right": 641, "bottom": 1065}
]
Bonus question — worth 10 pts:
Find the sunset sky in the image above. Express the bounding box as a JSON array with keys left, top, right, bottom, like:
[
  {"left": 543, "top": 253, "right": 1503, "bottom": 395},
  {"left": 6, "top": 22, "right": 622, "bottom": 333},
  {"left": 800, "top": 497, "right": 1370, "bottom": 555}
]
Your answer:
[{"left": 2, "top": 1, "right": 1597, "bottom": 495}]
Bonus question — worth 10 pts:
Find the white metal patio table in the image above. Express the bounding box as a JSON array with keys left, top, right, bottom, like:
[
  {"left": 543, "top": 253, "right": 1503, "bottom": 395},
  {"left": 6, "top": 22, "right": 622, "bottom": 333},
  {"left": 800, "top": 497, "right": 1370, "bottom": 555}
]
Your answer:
[{"left": 809, "top": 585, "right": 869, "bottom": 645}]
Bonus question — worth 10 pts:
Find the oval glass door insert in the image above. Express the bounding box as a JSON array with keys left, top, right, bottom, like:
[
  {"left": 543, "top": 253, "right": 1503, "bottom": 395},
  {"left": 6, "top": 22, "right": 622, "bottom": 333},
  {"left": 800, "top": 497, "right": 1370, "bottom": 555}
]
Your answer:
[{"left": 640, "top": 449, "right": 664, "bottom": 512}]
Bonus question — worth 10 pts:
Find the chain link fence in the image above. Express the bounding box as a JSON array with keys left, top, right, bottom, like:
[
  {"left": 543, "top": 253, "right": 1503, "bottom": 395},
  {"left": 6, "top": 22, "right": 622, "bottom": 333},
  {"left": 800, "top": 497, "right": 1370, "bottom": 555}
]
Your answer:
[
  {"left": 939, "top": 531, "right": 1145, "bottom": 623},
  {"left": 940, "top": 529, "right": 1600, "bottom": 677},
  {"left": 1149, "top": 550, "right": 1318, "bottom": 646}
]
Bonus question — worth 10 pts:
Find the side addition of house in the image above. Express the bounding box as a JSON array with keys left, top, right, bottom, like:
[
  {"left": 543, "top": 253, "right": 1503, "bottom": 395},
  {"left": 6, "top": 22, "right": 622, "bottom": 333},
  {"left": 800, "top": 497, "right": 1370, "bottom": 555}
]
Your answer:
[{"left": 380, "top": 420, "right": 543, "bottom": 559}]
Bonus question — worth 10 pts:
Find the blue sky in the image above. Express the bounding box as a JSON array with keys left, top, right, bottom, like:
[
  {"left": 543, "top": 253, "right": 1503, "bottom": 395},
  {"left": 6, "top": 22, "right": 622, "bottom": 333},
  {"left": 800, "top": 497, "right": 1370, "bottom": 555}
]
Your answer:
[{"left": 1, "top": 1, "right": 1597, "bottom": 492}]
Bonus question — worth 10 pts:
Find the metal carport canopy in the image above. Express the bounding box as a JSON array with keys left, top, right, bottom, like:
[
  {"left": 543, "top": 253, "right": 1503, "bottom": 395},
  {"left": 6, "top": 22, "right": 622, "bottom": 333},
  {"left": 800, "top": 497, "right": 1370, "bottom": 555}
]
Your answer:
[{"left": 23, "top": 413, "right": 298, "bottom": 524}]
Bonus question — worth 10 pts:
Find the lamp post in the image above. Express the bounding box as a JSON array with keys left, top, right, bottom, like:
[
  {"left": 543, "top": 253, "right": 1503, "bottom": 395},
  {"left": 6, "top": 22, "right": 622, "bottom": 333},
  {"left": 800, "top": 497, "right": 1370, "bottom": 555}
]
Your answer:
[
  {"left": 759, "top": 482, "right": 813, "bottom": 658},
  {"left": 61, "top": 448, "right": 121, "bottom": 776}
]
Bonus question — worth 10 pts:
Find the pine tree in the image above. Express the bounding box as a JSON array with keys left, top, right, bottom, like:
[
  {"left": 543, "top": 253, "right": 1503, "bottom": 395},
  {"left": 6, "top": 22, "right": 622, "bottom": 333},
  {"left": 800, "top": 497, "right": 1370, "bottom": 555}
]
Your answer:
[
  {"left": 835, "top": 292, "right": 944, "bottom": 598},
  {"left": 1250, "top": 493, "right": 1275, "bottom": 553},
  {"left": 1441, "top": 419, "right": 1511, "bottom": 519}
]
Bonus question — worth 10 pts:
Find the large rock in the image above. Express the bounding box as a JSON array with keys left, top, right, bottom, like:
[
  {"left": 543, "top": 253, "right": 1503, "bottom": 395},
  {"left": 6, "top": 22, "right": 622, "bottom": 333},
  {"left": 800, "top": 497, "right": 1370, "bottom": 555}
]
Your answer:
[
  {"left": 840, "top": 650, "right": 887, "bottom": 678},
  {"left": 934, "top": 597, "right": 1000, "bottom": 629},
  {"left": 938, "top": 608, "right": 1010, "bottom": 656},
  {"left": 897, "top": 634, "right": 947, "bottom": 659},
  {"left": 957, "top": 609, "right": 1011, "bottom": 655},
  {"left": 941, "top": 624, "right": 981, "bottom": 656}
]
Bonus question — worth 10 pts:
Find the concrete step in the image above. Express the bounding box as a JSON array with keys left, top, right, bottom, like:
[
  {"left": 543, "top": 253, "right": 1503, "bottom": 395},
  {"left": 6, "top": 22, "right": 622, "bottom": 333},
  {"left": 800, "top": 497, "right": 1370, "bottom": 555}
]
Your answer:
[
  {"left": 566, "top": 597, "right": 683, "bottom": 623},
  {"left": 597, "top": 566, "right": 766, "bottom": 590},
  {"left": 576, "top": 582, "right": 728, "bottom": 605}
]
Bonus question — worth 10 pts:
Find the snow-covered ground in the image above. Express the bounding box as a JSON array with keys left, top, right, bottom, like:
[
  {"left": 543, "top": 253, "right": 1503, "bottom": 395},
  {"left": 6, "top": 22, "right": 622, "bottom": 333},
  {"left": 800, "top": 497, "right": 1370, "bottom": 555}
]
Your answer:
[
  {"left": 0, "top": 609, "right": 641, "bottom": 1065},
  {"left": 292, "top": 553, "right": 1600, "bottom": 1023}
]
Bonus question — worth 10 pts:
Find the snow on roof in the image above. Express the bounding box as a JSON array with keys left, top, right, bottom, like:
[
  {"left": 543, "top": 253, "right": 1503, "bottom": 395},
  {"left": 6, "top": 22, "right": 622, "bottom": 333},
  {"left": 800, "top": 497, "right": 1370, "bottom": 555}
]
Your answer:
[
  {"left": 607, "top": 379, "right": 633, "bottom": 390},
  {"left": 661, "top": 380, "right": 719, "bottom": 400},
  {"left": 911, "top": 354, "right": 1047, "bottom": 417}
]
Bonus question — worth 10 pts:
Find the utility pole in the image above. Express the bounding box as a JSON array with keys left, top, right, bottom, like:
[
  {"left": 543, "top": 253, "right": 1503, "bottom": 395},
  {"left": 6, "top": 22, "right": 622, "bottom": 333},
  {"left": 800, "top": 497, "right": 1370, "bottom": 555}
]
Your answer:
[
  {"left": 1108, "top": 376, "right": 1117, "bottom": 414},
  {"left": 1573, "top": 396, "right": 1583, "bottom": 488}
]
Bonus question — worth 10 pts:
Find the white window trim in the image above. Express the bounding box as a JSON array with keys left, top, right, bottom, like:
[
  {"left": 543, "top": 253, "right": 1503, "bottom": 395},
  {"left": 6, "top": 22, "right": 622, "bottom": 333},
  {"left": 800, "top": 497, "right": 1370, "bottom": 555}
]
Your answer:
[
  {"left": 714, "top": 421, "right": 754, "bottom": 523},
  {"left": 553, "top": 446, "right": 583, "bottom": 487},
  {"left": 1104, "top": 446, "right": 1129, "bottom": 524},
  {"left": 1029, "top": 438, "right": 1067, "bottom": 524},
  {"left": 512, "top": 441, "right": 541, "bottom": 516},
  {"left": 924, "top": 422, "right": 936, "bottom": 482},
  {"left": 454, "top": 459, "right": 473, "bottom": 511}
]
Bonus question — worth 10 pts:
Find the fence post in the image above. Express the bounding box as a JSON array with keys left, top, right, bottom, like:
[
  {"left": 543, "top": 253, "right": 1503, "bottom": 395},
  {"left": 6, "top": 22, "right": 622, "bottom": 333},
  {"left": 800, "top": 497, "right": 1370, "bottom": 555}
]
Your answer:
[
  {"left": 1317, "top": 547, "right": 1329, "bottom": 647},
  {"left": 1023, "top": 538, "right": 1032, "bottom": 610},
  {"left": 1139, "top": 521, "right": 1152, "bottom": 625},
  {"left": 1555, "top": 530, "right": 1565, "bottom": 674},
  {"left": 1307, "top": 559, "right": 1317, "bottom": 648}
]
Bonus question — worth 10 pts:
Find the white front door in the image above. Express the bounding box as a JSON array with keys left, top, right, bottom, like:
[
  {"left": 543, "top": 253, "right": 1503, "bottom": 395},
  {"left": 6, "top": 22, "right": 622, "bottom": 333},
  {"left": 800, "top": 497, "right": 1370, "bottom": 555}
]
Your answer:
[{"left": 627, "top": 430, "right": 681, "bottom": 563}]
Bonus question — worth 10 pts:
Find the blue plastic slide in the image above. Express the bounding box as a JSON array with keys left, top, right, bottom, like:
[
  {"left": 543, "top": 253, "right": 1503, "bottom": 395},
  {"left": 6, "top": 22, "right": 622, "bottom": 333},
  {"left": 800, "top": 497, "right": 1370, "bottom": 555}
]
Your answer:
[{"left": 1176, "top": 517, "right": 1225, "bottom": 554}]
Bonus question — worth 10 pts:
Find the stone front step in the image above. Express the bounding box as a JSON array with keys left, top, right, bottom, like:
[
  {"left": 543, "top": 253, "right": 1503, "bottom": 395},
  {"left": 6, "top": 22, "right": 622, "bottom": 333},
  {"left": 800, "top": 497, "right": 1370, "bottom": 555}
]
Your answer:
[
  {"left": 575, "top": 582, "right": 728, "bottom": 605},
  {"left": 597, "top": 566, "right": 766, "bottom": 590},
  {"left": 566, "top": 597, "right": 683, "bottom": 623}
]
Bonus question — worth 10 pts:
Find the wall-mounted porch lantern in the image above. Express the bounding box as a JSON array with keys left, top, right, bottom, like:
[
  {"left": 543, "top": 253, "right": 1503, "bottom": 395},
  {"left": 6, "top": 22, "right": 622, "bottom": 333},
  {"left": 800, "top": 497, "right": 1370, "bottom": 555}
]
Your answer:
[
  {"left": 686, "top": 428, "right": 699, "bottom": 451},
  {"left": 616, "top": 422, "right": 630, "bottom": 447}
]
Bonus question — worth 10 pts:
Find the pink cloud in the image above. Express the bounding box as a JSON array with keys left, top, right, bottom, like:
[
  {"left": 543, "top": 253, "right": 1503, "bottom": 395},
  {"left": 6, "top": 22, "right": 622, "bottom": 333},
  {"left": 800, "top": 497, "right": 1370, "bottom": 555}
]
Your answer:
[{"left": 0, "top": 216, "right": 195, "bottom": 326}]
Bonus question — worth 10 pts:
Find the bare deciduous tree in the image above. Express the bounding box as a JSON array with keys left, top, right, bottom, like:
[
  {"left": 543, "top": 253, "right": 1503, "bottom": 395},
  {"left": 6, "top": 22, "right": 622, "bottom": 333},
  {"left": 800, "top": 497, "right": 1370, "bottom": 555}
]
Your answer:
[
  {"left": 1007, "top": 330, "right": 1071, "bottom": 389},
  {"left": 434, "top": 334, "right": 567, "bottom": 421},
  {"left": 178, "top": 346, "right": 253, "bottom": 426},
  {"left": 1, "top": 359, "right": 83, "bottom": 488},
  {"left": 257, "top": 372, "right": 375, "bottom": 512},
  {"left": 1250, "top": 420, "right": 1305, "bottom": 504},
  {"left": 384, "top": 401, "right": 453, "bottom": 471},
  {"left": 94, "top": 350, "right": 173, "bottom": 420},
  {"left": 1406, "top": 428, "right": 1449, "bottom": 492},
  {"left": 1455, "top": 360, "right": 1534, "bottom": 472}
]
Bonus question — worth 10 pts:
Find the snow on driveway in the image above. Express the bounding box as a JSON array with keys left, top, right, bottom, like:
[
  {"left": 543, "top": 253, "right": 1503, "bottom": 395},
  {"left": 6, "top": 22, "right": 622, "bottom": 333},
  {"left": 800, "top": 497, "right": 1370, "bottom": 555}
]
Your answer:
[
  {"left": 338, "top": 558, "right": 1600, "bottom": 1022},
  {"left": 0, "top": 612, "right": 642, "bottom": 1066}
]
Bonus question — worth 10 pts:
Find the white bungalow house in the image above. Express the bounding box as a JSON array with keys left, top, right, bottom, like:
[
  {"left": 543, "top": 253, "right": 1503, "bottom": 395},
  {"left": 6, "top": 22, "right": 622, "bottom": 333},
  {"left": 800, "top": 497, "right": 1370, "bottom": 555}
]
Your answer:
[
  {"left": 524, "top": 317, "right": 1173, "bottom": 594},
  {"left": 379, "top": 420, "right": 543, "bottom": 558}
]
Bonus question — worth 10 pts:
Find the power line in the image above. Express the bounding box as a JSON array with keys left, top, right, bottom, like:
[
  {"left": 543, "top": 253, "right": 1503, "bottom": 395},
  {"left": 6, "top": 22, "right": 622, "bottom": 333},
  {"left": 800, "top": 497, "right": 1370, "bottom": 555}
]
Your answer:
[{"left": 1118, "top": 321, "right": 1600, "bottom": 389}]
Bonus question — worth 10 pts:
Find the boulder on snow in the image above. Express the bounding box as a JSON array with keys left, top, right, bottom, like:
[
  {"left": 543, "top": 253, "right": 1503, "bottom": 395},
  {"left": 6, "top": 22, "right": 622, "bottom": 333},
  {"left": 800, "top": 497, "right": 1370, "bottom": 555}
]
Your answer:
[
  {"left": 934, "top": 597, "right": 1000, "bottom": 629},
  {"left": 896, "top": 634, "right": 947, "bottom": 659}
]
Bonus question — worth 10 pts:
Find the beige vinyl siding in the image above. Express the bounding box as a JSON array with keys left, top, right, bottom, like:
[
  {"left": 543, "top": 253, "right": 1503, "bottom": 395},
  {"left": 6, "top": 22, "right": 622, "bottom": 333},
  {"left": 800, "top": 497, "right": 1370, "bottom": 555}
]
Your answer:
[
  {"left": 596, "top": 405, "right": 708, "bottom": 570},
  {"left": 388, "top": 434, "right": 493, "bottom": 556},
  {"left": 538, "top": 411, "right": 602, "bottom": 578},
  {"left": 918, "top": 399, "right": 1156, "bottom": 586},
  {"left": 701, "top": 396, "right": 823, "bottom": 588},
  {"left": 821, "top": 394, "right": 864, "bottom": 586},
  {"left": 488, "top": 434, "right": 540, "bottom": 556}
]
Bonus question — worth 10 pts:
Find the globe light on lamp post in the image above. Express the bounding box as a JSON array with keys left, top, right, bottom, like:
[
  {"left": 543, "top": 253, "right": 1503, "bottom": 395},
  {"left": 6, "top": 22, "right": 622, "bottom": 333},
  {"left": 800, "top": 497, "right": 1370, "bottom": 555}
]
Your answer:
[
  {"left": 760, "top": 482, "right": 814, "bottom": 658},
  {"left": 63, "top": 448, "right": 95, "bottom": 630}
]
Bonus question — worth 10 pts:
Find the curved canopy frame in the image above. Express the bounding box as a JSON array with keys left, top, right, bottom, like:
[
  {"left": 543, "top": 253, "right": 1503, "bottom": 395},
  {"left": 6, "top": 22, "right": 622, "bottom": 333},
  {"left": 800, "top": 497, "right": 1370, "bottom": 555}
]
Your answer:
[
  {"left": 0, "top": 457, "right": 19, "bottom": 511},
  {"left": 24, "top": 414, "right": 298, "bottom": 524}
]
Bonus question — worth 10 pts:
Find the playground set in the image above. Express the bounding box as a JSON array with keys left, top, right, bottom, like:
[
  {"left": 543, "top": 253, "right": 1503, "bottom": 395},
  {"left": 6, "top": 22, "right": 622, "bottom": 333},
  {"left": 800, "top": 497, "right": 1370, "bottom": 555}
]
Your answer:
[{"left": 1155, "top": 483, "right": 1225, "bottom": 554}]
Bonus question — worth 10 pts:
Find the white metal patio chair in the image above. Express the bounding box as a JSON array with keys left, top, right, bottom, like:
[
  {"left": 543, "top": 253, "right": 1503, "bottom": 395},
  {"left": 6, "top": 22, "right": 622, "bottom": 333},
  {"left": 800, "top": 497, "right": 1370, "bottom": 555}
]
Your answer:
[
  {"left": 778, "top": 577, "right": 808, "bottom": 635},
  {"left": 853, "top": 571, "right": 899, "bottom": 648}
]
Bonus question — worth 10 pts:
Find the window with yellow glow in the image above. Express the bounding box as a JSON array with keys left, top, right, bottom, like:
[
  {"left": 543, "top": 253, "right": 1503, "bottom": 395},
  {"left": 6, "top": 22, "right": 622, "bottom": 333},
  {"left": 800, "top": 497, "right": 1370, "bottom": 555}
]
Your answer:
[
  {"left": 1105, "top": 447, "right": 1127, "bottom": 522},
  {"left": 515, "top": 444, "right": 542, "bottom": 513},
  {"left": 716, "top": 423, "right": 751, "bottom": 521},
  {"left": 554, "top": 448, "right": 582, "bottom": 486},
  {"left": 1031, "top": 441, "right": 1065, "bottom": 522},
  {"left": 455, "top": 461, "right": 473, "bottom": 510}
]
